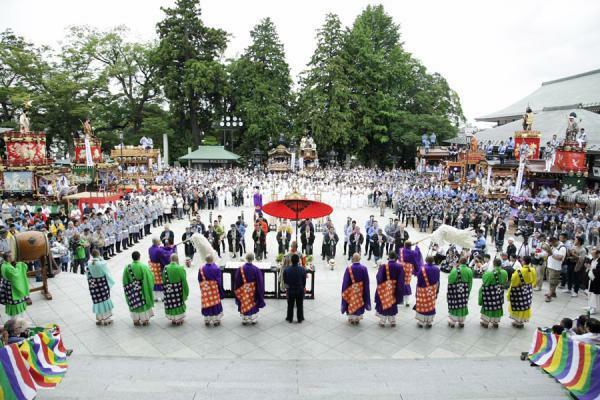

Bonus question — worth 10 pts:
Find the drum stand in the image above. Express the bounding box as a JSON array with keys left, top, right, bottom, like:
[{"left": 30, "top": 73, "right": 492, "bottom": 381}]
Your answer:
[{"left": 25, "top": 255, "right": 53, "bottom": 301}]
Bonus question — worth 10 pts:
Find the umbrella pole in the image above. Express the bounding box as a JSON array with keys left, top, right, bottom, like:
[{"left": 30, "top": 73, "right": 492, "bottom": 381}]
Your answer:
[{"left": 295, "top": 207, "right": 299, "bottom": 244}]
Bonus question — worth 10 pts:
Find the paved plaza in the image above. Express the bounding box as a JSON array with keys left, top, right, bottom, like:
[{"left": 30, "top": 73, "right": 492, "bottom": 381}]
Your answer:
[{"left": 12, "top": 204, "right": 575, "bottom": 398}]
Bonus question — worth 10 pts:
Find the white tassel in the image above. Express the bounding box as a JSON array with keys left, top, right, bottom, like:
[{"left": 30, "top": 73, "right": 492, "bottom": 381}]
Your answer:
[
  {"left": 429, "top": 224, "right": 476, "bottom": 249},
  {"left": 189, "top": 233, "right": 218, "bottom": 264}
]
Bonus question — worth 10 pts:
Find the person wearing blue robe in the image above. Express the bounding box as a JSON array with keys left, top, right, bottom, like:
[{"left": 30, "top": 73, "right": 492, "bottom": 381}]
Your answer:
[{"left": 87, "top": 249, "right": 115, "bottom": 325}]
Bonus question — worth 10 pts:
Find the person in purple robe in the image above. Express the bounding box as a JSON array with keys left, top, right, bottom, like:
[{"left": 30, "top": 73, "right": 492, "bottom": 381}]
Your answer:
[
  {"left": 414, "top": 256, "right": 441, "bottom": 328},
  {"left": 198, "top": 254, "right": 225, "bottom": 326},
  {"left": 400, "top": 242, "right": 423, "bottom": 306},
  {"left": 374, "top": 251, "right": 405, "bottom": 327},
  {"left": 253, "top": 188, "right": 263, "bottom": 216},
  {"left": 233, "top": 252, "right": 266, "bottom": 325},
  {"left": 148, "top": 238, "right": 176, "bottom": 301},
  {"left": 341, "top": 253, "right": 371, "bottom": 324}
]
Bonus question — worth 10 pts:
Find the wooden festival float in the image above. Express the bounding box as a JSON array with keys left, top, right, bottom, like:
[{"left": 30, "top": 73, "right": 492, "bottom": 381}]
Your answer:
[
  {"left": 444, "top": 136, "right": 486, "bottom": 187},
  {"left": 0, "top": 130, "right": 54, "bottom": 196},
  {"left": 0, "top": 129, "right": 59, "bottom": 300},
  {"left": 110, "top": 145, "right": 161, "bottom": 191},
  {"left": 267, "top": 144, "right": 293, "bottom": 173},
  {"left": 299, "top": 135, "right": 318, "bottom": 171}
]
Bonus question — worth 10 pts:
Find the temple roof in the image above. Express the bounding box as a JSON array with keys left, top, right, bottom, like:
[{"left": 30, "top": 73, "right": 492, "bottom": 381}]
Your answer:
[
  {"left": 475, "top": 108, "right": 600, "bottom": 146},
  {"left": 477, "top": 69, "right": 600, "bottom": 123},
  {"left": 179, "top": 146, "right": 240, "bottom": 163}
]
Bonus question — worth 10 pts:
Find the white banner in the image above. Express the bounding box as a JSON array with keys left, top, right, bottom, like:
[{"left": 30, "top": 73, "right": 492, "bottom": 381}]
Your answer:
[{"left": 515, "top": 158, "right": 526, "bottom": 196}]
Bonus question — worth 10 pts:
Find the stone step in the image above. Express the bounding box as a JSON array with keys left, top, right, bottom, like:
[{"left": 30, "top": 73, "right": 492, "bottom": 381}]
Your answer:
[{"left": 38, "top": 354, "right": 568, "bottom": 400}]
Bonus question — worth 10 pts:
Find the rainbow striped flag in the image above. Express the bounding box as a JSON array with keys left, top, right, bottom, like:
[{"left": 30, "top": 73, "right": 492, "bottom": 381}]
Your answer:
[
  {"left": 529, "top": 329, "right": 600, "bottom": 400},
  {"left": 18, "top": 329, "right": 68, "bottom": 388},
  {"left": 0, "top": 343, "right": 36, "bottom": 400},
  {"left": 0, "top": 325, "right": 68, "bottom": 399}
]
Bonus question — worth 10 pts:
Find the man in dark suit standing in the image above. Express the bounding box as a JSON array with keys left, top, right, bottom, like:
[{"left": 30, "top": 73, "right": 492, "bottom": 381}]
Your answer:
[
  {"left": 348, "top": 227, "right": 364, "bottom": 261},
  {"left": 160, "top": 225, "right": 175, "bottom": 246},
  {"left": 283, "top": 254, "right": 307, "bottom": 323}
]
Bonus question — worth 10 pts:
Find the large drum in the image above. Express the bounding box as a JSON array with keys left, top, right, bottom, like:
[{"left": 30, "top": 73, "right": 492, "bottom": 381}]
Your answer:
[{"left": 15, "top": 231, "right": 49, "bottom": 262}]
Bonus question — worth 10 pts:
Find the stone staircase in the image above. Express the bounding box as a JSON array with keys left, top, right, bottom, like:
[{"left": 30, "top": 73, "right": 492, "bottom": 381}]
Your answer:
[{"left": 39, "top": 354, "right": 568, "bottom": 400}]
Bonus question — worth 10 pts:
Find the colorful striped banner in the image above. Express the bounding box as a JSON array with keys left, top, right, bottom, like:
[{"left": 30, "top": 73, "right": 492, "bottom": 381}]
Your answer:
[
  {"left": 0, "top": 325, "right": 68, "bottom": 399},
  {"left": 0, "top": 343, "right": 37, "bottom": 400},
  {"left": 529, "top": 329, "right": 600, "bottom": 400}
]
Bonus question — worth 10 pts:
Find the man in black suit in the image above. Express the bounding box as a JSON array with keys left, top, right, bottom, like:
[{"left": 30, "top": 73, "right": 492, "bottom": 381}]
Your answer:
[
  {"left": 394, "top": 224, "right": 409, "bottom": 254},
  {"left": 371, "top": 228, "right": 387, "bottom": 264},
  {"left": 160, "top": 225, "right": 174, "bottom": 246},
  {"left": 348, "top": 227, "right": 364, "bottom": 261},
  {"left": 283, "top": 254, "right": 307, "bottom": 323}
]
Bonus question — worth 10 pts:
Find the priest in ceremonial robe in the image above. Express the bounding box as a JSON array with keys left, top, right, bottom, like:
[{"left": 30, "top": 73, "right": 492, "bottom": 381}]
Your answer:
[
  {"left": 507, "top": 255, "right": 536, "bottom": 328},
  {"left": 233, "top": 252, "right": 265, "bottom": 325},
  {"left": 198, "top": 254, "right": 225, "bottom": 326},
  {"left": 148, "top": 238, "right": 175, "bottom": 302},
  {"left": 0, "top": 260, "right": 29, "bottom": 318},
  {"left": 162, "top": 254, "right": 189, "bottom": 326},
  {"left": 400, "top": 241, "right": 423, "bottom": 306},
  {"left": 341, "top": 253, "right": 371, "bottom": 325},
  {"left": 479, "top": 258, "right": 508, "bottom": 329},
  {"left": 414, "top": 256, "right": 440, "bottom": 328},
  {"left": 374, "top": 252, "right": 404, "bottom": 327},
  {"left": 123, "top": 251, "right": 155, "bottom": 326},
  {"left": 447, "top": 258, "right": 473, "bottom": 328}
]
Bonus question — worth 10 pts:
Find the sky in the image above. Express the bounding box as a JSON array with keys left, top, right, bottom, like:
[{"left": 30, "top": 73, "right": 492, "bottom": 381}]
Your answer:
[{"left": 2, "top": 0, "right": 600, "bottom": 126}]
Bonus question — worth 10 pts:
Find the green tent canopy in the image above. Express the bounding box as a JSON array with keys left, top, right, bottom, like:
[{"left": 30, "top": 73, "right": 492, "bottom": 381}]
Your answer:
[{"left": 179, "top": 146, "right": 240, "bottom": 165}]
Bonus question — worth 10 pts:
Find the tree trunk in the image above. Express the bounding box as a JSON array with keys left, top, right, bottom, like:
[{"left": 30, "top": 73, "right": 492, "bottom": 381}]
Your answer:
[{"left": 188, "top": 95, "right": 201, "bottom": 147}]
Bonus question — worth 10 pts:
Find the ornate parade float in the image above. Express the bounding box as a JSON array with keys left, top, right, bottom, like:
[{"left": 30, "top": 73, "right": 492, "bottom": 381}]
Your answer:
[
  {"left": 267, "top": 135, "right": 293, "bottom": 172},
  {"left": 299, "top": 134, "right": 318, "bottom": 170},
  {"left": 0, "top": 103, "right": 53, "bottom": 196},
  {"left": 110, "top": 139, "right": 161, "bottom": 190}
]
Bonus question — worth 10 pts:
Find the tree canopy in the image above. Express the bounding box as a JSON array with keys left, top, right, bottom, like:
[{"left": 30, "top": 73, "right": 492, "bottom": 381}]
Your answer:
[{"left": 0, "top": 1, "right": 463, "bottom": 165}]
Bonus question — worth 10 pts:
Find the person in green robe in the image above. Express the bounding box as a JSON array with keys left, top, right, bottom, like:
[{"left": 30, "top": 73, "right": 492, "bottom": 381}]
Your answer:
[
  {"left": 479, "top": 258, "right": 508, "bottom": 328},
  {"left": 122, "top": 251, "right": 155, "bottom": 326},
  {"left": 87, "top": 249, "right": 115, "bottom": 326},
  {"left": 162, "top": 254, "right": 189, "bottom": 326},
  {"left": 447, "top": 258, "right": 473, "bottom": 328},
  {"left": 0, "top": 261, "right": 30, "bottom": 318}
]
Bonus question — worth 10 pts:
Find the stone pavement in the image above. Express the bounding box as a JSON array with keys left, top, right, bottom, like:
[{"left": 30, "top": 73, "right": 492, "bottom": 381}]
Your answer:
[
  {"left": 9, "top": 203, "right": 579, "bottom": 398},
  {"left": 40, "top": 355, "right": 568, "bottom": 400}
]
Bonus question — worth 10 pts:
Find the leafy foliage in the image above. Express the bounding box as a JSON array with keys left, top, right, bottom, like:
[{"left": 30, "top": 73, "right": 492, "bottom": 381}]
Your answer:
[
  {"left": 156, "top": 0, "right": 228, "bottom": 148},
  {"left": 0, "top": 2, "right": 463, "bottom": 165},
  {"left": 228, "top": 18, "right": 292, "bottom": 154}
]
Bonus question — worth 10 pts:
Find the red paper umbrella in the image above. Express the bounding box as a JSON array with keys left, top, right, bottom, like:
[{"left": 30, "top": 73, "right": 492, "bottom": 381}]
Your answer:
[{"left": 261, "top": 192, "right": 333, "bottom": 240}]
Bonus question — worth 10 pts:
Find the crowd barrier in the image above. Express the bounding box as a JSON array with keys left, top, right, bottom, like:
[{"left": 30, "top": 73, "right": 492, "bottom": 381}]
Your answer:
[
  {"left": 0, "top": 325, "right": 68, "bottom": 400},
  {"left": 528, "top": 329, "right": 600, "bottom": 399}
]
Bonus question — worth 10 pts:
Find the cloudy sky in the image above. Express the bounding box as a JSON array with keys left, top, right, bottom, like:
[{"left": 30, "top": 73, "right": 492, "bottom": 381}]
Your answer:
[{"left": 2, "top": 0, "right": 600, "bottom": 124}]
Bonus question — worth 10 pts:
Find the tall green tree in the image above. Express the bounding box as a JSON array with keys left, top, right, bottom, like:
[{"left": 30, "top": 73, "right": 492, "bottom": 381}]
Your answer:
[
  {"left": 296, "top": 13, "right": 352, "bottom": 154},
  {"left": 69, "top": 26, "right": 162, "bottom": 138},
  {"left": 156, "top": 0, "right": 228, "bottom": 147},
  {"left": 228, "top": 17, "right": 292, "bottom": 154},
  {"left": 0, "top": 30, "right": 47, "bottom": 126},
  {"left": 343, "top": 5, "right": 463, "bottom": 164}
]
